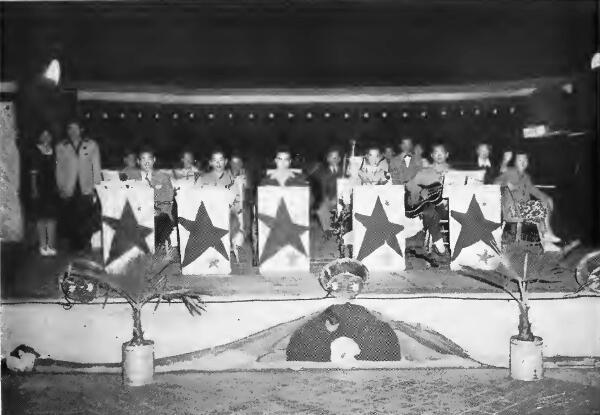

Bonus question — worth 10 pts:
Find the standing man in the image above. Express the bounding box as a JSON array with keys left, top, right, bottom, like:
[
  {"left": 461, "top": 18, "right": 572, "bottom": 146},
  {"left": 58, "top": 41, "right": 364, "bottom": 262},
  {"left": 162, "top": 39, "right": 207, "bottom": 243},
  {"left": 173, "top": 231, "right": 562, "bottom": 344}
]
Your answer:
[
  {"left": 474, "top": 142, "right": 497, "bottom": 184},
  {"left": 389, "top": 137, "right": 423, "bottom": 185},
  {"left": 316, "top": 147, "right": 344, "bottom": 231},
  {"left": 55, "top": 119, "right": 101, "bottom": 252}
]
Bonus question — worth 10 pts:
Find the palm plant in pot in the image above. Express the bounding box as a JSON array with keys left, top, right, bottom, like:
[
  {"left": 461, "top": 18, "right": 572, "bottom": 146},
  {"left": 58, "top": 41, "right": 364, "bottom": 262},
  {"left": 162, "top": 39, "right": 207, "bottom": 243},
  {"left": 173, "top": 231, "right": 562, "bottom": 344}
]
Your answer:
[
  {"left": 458, "top": 242, "right": 573, "bottom": 381},
  {"left": 60, "top": 248, "right": 206, "bottom": 386}
]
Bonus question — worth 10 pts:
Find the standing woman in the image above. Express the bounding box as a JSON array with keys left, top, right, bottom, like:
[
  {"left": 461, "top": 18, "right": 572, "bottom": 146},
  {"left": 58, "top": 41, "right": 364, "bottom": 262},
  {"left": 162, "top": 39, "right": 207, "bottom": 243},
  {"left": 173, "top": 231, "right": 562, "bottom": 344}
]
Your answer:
[{"left": 30, "top": 129, "right": 60, "bottom": 256}]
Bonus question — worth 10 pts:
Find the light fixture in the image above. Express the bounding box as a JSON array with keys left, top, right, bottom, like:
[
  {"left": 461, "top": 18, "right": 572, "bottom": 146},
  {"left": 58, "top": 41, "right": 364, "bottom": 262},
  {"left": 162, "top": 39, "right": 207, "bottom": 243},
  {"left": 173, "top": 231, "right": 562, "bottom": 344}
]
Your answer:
[
  {"left": 288, "top": 112, "right": 295, "bottom": 119},
  {"left": 119, "top": 112, "right": 125, "bottom": 119},
  {"left": 324, "top": 112, "right": 331, "bottom": 118},
  {"left": 138, "top": 112, "right": 143, "bottom": 119},
  {"left": 420, "top": 111, "right": 427, "bottom": 118},
  {"left": 154, "top": 113, "right": 160, "bottom": 119},
  {"left": 102, "top": 112, "right": 108, "bottom": 119},
  {"left": 492, "top": 108, "right": 498, "bottom": 115},
  {"left": 381, "top": 111, "right": 388, "bottom": 118},
  {"left": 362, "top": 112, "right": 370, "bottom": 119},
  {"left": 43, "top": 58, "right": 61, "bottom": 86},
  {"left": 248, "top": 113, "right": 255, "bottom": 120},
  {"left": 474, "top": 108, "right": 481, "bottom": 115},
  {"left": 440, "top": 109, "right": 447, "bottom": 116},
  {"left": 85, "top": 112, "right": 91, "bottom": 119},
  {"left": 268, "top": 112, "right": 275, "bottom": 119},
  {"left": 509, "top": 107, "right": 516, "bottom": 114},
  {"left": 189, "top": 112, "right": 195, "bottom": 119},
  {"left": 402, "top": 111, "right": 408, "bottom": 118},
  {"left": 306, "top": 112, "right": 313, "bottom": 119},
  {"left": 343, "top": 112, "right": 350, "bottom": 119},
  {"left": 228, "top": 113, "right": 234, "bottom": 119},
  {"left": 172, "top": 113, "right": 179, "bottom": 120},
  {"left": 208, "top": 113, "right": 215, "bottom": 120},
  {"left": 591, "top": 52, "right": 600, "bottom": 70}
]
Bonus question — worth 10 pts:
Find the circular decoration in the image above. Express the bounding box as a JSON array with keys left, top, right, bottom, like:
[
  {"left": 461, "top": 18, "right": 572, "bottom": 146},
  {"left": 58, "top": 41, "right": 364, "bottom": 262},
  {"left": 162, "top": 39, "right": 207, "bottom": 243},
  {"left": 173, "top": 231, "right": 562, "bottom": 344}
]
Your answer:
[
  {"left": 318, "top": 258, "right": 369, "bottom": 299},
  {"left": 60, "top": 274, "right": 98, "bottom": 303},
  {"left": 576, "top": 250, "right": 600, "bottom": 293}
]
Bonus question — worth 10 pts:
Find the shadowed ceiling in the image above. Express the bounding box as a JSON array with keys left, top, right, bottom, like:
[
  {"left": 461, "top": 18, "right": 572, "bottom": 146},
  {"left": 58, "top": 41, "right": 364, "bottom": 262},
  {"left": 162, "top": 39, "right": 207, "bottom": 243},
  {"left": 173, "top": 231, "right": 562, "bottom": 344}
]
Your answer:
[{"left": 1, "top": 0, "right": 597, "bottom": 88}]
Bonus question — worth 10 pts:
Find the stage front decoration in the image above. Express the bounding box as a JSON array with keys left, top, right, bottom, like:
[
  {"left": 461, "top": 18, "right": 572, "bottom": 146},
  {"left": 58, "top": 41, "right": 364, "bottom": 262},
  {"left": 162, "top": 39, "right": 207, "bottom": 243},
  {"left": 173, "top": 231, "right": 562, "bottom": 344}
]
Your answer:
[
  {"left": 448, "top": 185, "right": 502, "bottom": 271},
  {"left": 176, "top": 186, "right": 232, "bottom": 275},
  {"left": 352, "top": 186, "right": 408, "bottom": 271},
  {"left": 257, "top": 186, "right": 310, "bottom": 273},
  {"left": 286, "top": 303, "right": 401, "bottom": 362},
  {"left": 96, "top": 182, "right": 155, "bottom": 273},
  {"left": 318, "top": 258, "right": 369, "bottom": 299}
]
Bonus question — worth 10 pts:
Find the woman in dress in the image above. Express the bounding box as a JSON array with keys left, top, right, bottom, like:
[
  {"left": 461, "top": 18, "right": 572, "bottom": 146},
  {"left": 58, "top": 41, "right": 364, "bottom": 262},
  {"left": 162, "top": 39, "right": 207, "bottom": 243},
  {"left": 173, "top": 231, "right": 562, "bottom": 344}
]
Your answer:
[{"left": 30, "top": 129, "right": 60, "bottom": 256}]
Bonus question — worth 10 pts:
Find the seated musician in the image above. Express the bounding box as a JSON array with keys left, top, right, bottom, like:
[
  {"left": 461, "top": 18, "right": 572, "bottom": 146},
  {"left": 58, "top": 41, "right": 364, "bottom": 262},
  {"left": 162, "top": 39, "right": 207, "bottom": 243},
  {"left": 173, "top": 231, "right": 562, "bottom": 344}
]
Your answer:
[
  {"left": 357, "top": 144, "right": 390, "bottom": 185},
  {"left": 383, "top": 144, "right": 395, "bottom": 169},
  {"left": 119, "top": 148, "right": 140, "bottom": 181},
  {"left": 389, "top": 137, "right": 423, "bottom": 185},
  {"left": 260, "top": 146, "right": 309, "bottom": 186},
  {"left": 406, "top": 142, "right": 451, "bottom": 255},
  {"left": 173, "top": 149, "right": 201, "bottom": 181},
  {"left": 137, "top": 146, "right": 175, "bottom": 248},
  {"left": 197, "top": 148, "right": 245, "bottom": 254},
  {"left": 494, "top": 150, "right": 561, "bottom": 250}
]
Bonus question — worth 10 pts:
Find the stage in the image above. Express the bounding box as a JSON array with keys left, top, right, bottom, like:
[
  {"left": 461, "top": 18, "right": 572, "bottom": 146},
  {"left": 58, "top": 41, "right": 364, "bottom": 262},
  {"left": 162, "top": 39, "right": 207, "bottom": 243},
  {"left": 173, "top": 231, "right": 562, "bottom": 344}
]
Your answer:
[{"left": 1, "top": 224, "right": 599, "bottom": 373}]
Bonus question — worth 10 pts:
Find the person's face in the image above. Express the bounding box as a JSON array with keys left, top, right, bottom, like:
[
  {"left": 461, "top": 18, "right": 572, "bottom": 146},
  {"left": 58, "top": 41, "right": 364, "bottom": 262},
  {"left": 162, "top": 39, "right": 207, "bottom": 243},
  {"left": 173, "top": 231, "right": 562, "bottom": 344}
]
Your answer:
[
  {"left": 477, "top": 144, "right": 491, "bottom": 159},
  {"left": 383, "top": 147, "right": 394, "bottom": 160},
  {"left": 67, "top": 123, "right": 81, "bottom": 141},
  {"left": 139, "top": 152, "right": 155, "bottom": 172},
  {"left": 366, "top": 149, "right": 381, "bottom": 166},
  {"left": 431, "top": 146, "right": 449, "bottom": 164},
  {"left": 230, "top": 157, "right": 244, "bottom": 174},
  {"left": 414, "top": 144, "right": 424, "bottom": 156},
  {"left": 39, "top": 131, "right": 52, "bottom": 147},
  {"left": 181, "top": 152, "right": 194, "bottom": 169},
  {"left": 400, "top": 139, "right": 413, "bottom": 154},
  {"left": 515, "top": 154, "right": 529, "bottom": 173},
  {"left": 209, "top": 152, "right": 226, "bottom": 172},
  {"left": 327, "top": 151, "right": 341, "bottom": 167},
  {"left": 275, "top": 152, "right": 291, "bottom": 170},
  {"left": 124, "top": 153, "right": 136, "bottom": 168}
]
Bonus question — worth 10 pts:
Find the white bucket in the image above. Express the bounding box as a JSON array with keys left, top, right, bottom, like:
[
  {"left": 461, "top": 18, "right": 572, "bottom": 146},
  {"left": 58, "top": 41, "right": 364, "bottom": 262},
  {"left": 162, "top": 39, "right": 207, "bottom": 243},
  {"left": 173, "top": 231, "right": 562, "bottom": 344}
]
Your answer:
[
  {"left": 509, "top": 336, "right": 543, "bottom": 381},
  {"left": 122, "top": 340, "right": 154, "bottom": 386}
]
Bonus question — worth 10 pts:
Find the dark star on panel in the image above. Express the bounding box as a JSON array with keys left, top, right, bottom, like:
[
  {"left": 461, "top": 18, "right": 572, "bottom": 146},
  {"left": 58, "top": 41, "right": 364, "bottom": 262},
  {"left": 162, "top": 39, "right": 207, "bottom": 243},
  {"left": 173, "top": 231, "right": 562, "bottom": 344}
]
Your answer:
[
  {"left": 103, "top": 200, "right": 153, "bottom": 265},
  {"left": 180, "top": 202, "right": 229, "bottom": 268},
  {"left": 258, "top": 198, "right": 310, "bottom": 265},
  {"left": 450, "top": 195, "right": 501, "bottom": 261},
  {"left": 354, "top": 196, "right": 404, "bottom": 261},
  {"left": 477, "top": 249, "right": 494, "bottom": 264}
]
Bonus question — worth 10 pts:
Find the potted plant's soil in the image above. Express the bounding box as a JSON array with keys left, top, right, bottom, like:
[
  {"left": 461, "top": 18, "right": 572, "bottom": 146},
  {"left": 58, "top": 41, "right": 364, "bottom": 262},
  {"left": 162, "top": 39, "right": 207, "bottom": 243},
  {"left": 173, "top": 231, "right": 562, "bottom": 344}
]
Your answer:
[
  {"left": 122, "top": 339, "right": 155, "bottom": 386},
  {"left": 510, "top": 335, "right": 543, "bottom": 381}
]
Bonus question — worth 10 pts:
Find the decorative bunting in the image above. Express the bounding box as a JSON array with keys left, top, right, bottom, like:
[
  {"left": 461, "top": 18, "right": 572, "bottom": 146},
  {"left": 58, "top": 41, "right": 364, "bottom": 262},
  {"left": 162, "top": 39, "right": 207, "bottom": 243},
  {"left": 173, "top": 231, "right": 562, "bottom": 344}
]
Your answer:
[
  {"left": 448, "top": 185, "right": 502, "bottom": 271},
  {"left": 175, "top": 185, "right": 232, "bottom": 275},
  {"left": 95, "top": 182, "right": 155, "bottom": 274},
  {"left": 352, "top": 186, "right": 407, "bottom": 271},
  {"left": 258, "top": 186, "right": 310, "bottom": 273}
]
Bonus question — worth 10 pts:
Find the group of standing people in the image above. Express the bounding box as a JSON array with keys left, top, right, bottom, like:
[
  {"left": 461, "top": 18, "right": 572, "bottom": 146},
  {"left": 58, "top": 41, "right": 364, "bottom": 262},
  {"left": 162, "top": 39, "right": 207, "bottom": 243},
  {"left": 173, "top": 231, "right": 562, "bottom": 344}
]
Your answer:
[{"left": 29, "top": 120, "right": 101, "bottom": 256}]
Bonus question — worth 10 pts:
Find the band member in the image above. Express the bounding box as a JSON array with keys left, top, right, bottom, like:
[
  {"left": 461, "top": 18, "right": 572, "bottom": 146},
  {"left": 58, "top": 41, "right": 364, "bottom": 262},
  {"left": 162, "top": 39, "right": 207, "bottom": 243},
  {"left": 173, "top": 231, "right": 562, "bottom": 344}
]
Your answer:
[
  {"left": 499, "top": 149, "right": 513, "bottom": 174},
  {"left": 389, "top": 137, "right": 423, "bottom": 185},
  {"left": 357, "top": 144, "right": 390, "bottom": 185},
  {"left": 197, "top": 148, "right": 245, "bottom": 256},
  {"left": 383, "top": 144, "right": 395, "bottom": 167},
  {"left": 414, "top": 143, "right": 430, "bottom": 167},
  {"left": 494, "top": 150, "right": 561, "bottom": 250},
  {"left": 406, "top": 142, "right": 451, "bottom": 255},
  {"left": 55, "top": 120, "right": 102, "bottom": 252},
  {"left": 474, "top": 142, "right": 497, "bottom": 184},
  {"left": 173, "top": 149, "right": 201, "bottom": 181},
  {"left": 316, "top": 147, "right": 345, "bottom": 231},
  {"left": 137, "top": 147, "right": 174, "bottom": 249},
  {"left": 261, "top": 146, "right": 308, "bottom": 186},
  {"left": 120, "top": 148, "right": 140, "bottom": 181}
]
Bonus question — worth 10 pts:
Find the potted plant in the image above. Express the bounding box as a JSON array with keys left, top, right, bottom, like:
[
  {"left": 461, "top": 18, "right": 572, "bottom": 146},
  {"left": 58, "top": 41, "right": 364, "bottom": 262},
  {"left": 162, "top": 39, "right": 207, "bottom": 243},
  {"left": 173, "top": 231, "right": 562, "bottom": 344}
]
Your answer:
[
  {"left": 458, "top": 243, "right": 573, "bottom": 381},
  {"left": 60, "top": 248, "right": 206, "bottom": 386}
]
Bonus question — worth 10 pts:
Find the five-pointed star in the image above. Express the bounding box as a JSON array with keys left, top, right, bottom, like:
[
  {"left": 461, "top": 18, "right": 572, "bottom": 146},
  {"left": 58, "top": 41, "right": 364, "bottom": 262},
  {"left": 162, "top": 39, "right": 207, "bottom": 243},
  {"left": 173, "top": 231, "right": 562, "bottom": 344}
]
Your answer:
[
  {"left": 209, "top": 259, "right": 220, "bottom": 268},
  {"left": 258, "top": 198, "right": 309, "bottom": 265},
  {"left": 450, "top": 195, "right": 501, "bottom": 261},
  {"left": 179, "top": 202, "right": 229, "bottom": 268},
  {"left": 354, "top": 196, "right": 405, "bottom": 261},
  {"left": 477, "top": 249, "right": 494, "bottom": 264},
  {"left": 103, "top": 200, "right": 153, "bottom": 265}
]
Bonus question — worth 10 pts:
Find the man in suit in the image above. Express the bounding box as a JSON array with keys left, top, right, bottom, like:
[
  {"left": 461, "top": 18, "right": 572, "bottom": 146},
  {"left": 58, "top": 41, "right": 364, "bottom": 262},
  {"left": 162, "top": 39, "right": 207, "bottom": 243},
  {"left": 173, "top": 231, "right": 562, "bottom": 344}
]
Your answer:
[
  {"left": 316, "top": 147, "right": 344, "bottom": 231},
  {"left": 389, "top": 137, "right": 423, "bottom": 185},
  {"left": 474, "top": 142, "right": 498, "bottom": 184},
  {"left": 55, "top": 120, "right": 102, "bottom": 252},
  {"left": 137, "top": 147, "right": 174, "bottom": 248}
]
